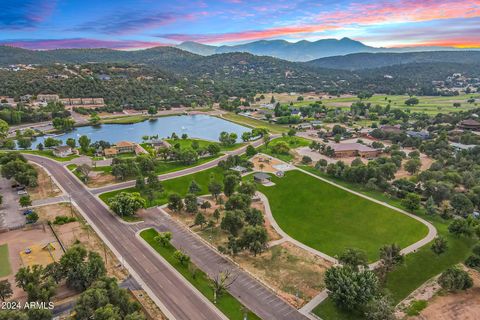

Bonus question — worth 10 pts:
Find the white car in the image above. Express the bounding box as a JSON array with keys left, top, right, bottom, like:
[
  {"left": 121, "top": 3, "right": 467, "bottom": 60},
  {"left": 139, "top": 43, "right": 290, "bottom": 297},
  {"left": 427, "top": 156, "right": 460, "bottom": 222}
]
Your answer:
[{"left": 17, "top": 190, "right": 28, "bottom": 195}]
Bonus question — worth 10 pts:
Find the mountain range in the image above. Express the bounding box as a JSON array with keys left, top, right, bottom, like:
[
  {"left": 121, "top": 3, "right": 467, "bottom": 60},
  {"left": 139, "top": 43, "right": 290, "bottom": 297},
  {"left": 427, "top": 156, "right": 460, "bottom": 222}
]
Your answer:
[{"left": 175, "top": 38, "right": 472, "bottom": 62}]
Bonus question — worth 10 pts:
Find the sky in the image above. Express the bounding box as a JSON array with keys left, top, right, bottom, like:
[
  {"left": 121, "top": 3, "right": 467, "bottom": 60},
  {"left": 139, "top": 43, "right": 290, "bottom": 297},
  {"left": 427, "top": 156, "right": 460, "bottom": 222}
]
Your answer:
[{"left": 0, "top": 0, "right": 479, "bottom": 50}]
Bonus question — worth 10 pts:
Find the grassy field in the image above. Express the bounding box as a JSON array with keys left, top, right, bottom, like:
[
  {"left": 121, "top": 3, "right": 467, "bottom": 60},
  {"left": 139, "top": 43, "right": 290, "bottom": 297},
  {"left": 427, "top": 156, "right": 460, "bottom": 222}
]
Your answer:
[
  {"left": 99, "top": 167, "right": 224, "bottom": 207},
  {"left": 140, "top": 228, "right": 260, "bottom": 320},
  {"left": 0, "top": 244, "right": 11, "bottom": 277},
  {"left": 100, "top": 115, "right": 149, "bottom": 124},
  {"left": 257, "top": 136, "right": 311, "bottom": 162},
  {"left": 255, "top": 170, "right": 428, "bottom": 262},
  {"left": 293, "top": 94, "right": 480, "bottom": 115},
  {"left": 301, "top": 167, "right": 476, "bottom": 319},
  {"left": 165, "top": 138, "right": 244, "bottom": 152},
  {"left": 220, "top": 113, "right": 289, "bottom": 134}
]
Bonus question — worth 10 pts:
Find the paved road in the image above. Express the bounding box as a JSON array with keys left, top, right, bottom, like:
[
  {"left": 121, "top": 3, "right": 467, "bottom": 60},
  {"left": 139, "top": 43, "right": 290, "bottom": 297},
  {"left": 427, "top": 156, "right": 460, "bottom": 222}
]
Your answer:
[
  {"left": 91, "top": 135, "right": 278, "bottom": 195},
  {"left": 141, "top": 207, "right": 309, "bottom": 320},
  {"left": 0, "top": 177, "right": 24, "bottom": 229},
  {"left": 24, "top": 154, "right": 225, "bottom": 320}
]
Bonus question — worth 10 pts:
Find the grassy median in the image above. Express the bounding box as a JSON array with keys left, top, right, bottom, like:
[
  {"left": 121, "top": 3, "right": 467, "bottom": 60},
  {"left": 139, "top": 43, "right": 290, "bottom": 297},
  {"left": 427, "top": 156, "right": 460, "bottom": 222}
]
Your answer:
[{"left": 140, "top": 228, "right": 260, "bottom": 320}]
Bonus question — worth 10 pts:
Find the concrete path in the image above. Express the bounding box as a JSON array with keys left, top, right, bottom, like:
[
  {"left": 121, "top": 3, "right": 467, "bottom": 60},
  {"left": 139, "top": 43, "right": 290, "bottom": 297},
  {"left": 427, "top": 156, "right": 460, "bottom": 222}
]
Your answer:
[
  {"left": 140, "top": 206, "right": 310, "bottom": 320},
  {"left": 31, "top": 195, "right": 70, "bottom": 207}
]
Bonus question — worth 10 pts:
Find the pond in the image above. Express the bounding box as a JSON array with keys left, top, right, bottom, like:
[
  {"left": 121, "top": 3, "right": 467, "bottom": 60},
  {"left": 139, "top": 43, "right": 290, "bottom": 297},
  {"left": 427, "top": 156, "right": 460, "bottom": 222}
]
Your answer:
[{"left": 26, "top": 115, "right": 251, "bottom": 149}]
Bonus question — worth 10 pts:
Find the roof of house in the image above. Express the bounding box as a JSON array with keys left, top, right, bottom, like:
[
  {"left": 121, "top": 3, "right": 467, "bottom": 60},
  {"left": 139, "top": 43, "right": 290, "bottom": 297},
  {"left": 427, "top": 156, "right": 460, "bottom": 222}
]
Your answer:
[
  {"left": 104, "top": 147, "right": 118, "bottom": 155},
  {"left": 328, "top": 143, "right": 377, "bottom": 152},
  {"left": 253, "top": 172, "right": 271, "bottom": 180},
  {"left": 450, "top": 142, "right": 478, "bottom": 150},
  {"left": 116, "top": 141, "right": 135, "bottom": 148},
  {"left": 459, "top": 119, "right": 480, "bottom": 126},
  {"left": 53, "top": 145, "right": 72, "bottom": 152},
  {"left": 231, "top": 165, "right": 247, "bottom": 172}
]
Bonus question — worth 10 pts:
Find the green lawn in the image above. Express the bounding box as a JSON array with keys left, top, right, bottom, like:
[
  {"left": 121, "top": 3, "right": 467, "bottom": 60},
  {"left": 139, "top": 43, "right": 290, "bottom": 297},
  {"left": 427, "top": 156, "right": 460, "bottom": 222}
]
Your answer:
[
  {"left": 165, "top": 138, "right": 244, "bottom": 152},
  {"left": 101, "top": 115, "right": 149, "bottom": 124},
  {"left": 220, "top": 113, "right": 289, "bottom": 134},
  {"left": 140, "top": 228, "right": 260, "bottom": 320},
  {"left": 301, "top": 167, "right": 476, "bottom": 319},
  {"left": 99, "top": 167, "right": 224, "bottom": 207},
  {"left": 257, "top": 136, "right": 311, "bottom": 162},
  {"left": 294, "top": 93, "right": 480, "bottom": 115},
  {"left": 20, "top": 150, "right": 78, "bottom": 162},
  {"left": 255, "top": 170, "right": 428, "bottom": 261},
  {"left": 0, "top": 244, "right": 11, "bottom": 277}
]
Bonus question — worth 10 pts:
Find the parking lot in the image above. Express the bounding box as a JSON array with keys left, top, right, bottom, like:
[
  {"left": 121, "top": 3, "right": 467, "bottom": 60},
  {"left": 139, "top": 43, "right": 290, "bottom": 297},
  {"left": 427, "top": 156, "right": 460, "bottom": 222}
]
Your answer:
[{"left": 0, "top": 177, "right": 25, "bottom": 229}]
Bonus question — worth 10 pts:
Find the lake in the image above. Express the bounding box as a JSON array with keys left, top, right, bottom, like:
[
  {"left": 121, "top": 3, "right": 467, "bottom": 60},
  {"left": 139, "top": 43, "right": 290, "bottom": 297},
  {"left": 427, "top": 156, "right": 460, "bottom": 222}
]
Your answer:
[{"left": 27, "top": 115, "right": 251, "bottom": 148}]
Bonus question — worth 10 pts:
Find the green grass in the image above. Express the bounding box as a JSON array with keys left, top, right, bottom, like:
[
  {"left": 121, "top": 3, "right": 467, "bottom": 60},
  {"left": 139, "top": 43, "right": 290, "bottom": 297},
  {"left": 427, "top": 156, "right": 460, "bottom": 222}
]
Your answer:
[
  {"left": 140, "top": 228, "right": 260, "bottom": 320},
  {"left": 255, "top": 170, "right": 428, "bottom": 261},
  {"left": 257, "top": 136, "right": 311, "bottom": 162},
  {"left": 0, "top": 244, "right": 11, "bottom": 277},
  {"left": 99, "top": 167, "right": 224, "bottom": 207},
  {"left": 220, "top": 113, "right": 289, "bottom": 134},
  {"left": 101, "top": 115, "right": 149, "bottom": 124},
  {"left": 313, "top": 299, "right": 362, "bottom": 320},
  {"left": 302, "top": 167, "right": 476, "bottom": 319},
  {"left": 20, "top": 150, "right": 78, "bottom": 162},
  {"left": 294, "top": 94, "right": 480, "bottom": 115},
  {"left": 406, "top": 300, "right": 428, "bottom": 316},
  {"left": 165, "top": 138, "right": 244, "bottom": 152}
]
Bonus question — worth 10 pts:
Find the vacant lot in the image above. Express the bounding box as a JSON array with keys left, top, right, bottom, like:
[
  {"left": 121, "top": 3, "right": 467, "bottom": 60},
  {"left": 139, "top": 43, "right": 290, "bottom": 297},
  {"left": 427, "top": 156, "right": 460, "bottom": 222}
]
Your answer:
[{"left": 256, "top": 170, "right": 428, "bottom": 261}]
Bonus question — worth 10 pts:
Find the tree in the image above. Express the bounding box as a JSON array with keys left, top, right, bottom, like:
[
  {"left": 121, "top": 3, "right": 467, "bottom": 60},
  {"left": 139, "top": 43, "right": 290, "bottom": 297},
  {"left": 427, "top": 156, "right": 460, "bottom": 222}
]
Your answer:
[
  {"left": 0, "top": 279, "right": 12, "bottom": 301},
  {"left": 76, "top": 164, "right": 92, "bottom": 182},
  {"left": 26, "top": 211, "right": 39, "bottom": 224},
  {"left": 207, "top": 143, "right": 221, "bottom": 155},
  {"left": 240, "top": 225, "right": 268, "bottom": 256},
  {"left": 431, "top": 236, "right": 448, "bottom": 255},
  {"left": 405, "top": 97, "right": 419, "bottom": 106},
  {"left": 245, "top": 145, "right": 257, "bottom": 157},
  {"left": 26, "top": 308, "right": 53, "bottom": 320},
  {"left": 15, "top": 265, "right": 56, "bottom": 302},
  {"left": 0, "top": 119, "right": 9, "bottom": 140},
  {"left": 108, "top": 192, "right": 146, "bottom": 217},
  {"left": 379, "top": 244, "right": 403, "bottom": 273},
  {"left": 147, "top": 106, "right": 157, "bottom": 115},
  {"left": 219, "top": 132, "right": 237, "bottom": 146},
  {"left": 52, "top": 117, "right": 75, "bottom": 131},
  {"left": 213, "top": 209, "right": 221, "bottom": 222},
  {"left": 44, "top": 137, "right": 61, "bottom": 148},
  {"left": 404, "top": 158, "right": 421, "bottom": 175},
  {"left": 451, "top": 193, "right": 474, "bottom": 217},
  {"left": 19, "top": 195, "right": 32, "bottom": 208},
  {"left": 364, "top": 295, "right": 395, "bottom": 320},
  {"left": 66, "top": 138, "right": 76, "bottom": 148},
  {"left": 0, "top": 310, "right": 28, "bottom": 320},
  {"left": 241, "top": 131, "right": 251, "bottom": 142},
  {"left": 237, "top": 182, "right": 256, "bottom": 197},
  {"left": 173, "top": 250, "right": 190, "bottom": 266},
  {"left": 208, "top": 180, "right": 222, "bottom": 200},
  {"left": 194, "top": 212, "right": 206, "bottom": 228},
  {"left": 402, "top": 193, "right": 421, "bottom": 211},
  {"left": 167, "top": 193, "right": 184, "bottom": 212},
  {"left": 338, "top": 248, "right": 368, "bottom": 271},
  {"left": 425, "top": 196, "right": 437, "bottom": 215},
  {"left": 220, "top": 210, "right": 244, "bottom": 236},
  {"left": 36, "top": 142, "right": 44, "bottom": 151},
  {"left": 89, "top": 113, "right": 101, "bottom": 125},
  {"left": 146, "top": 173, "right": 163, "bottom": 191},
  {"left": 263, "top": 133, "right": 271, "bottom": 148},
  {"left": 211, "top": 269, "right": 237, "bottom": 304},
  {"left": 325, "top": 266, "right": 379, "bottom": 310},
  {"left": 78, "top": 135, "right": 91, "bottom": 153},
  {"left": 245, "top": 208, "right": 264, "bottom": 226},
  {"left": 184, "top": 193, "right": 198, "bottom": 213},
  {"left": 448, "top": 219, "right": 473, "bottom": 237},
  {"left": 200, "top": 201, "right": 211, "bottom": 212},
  {"left": 188, "top": 180, "right": 201, "bottom": 194},
  {"left": 17, "top": 137, "right": 32, "bottom": 149},
  {"left": 223, "top": 173, "right": 239, "bottom": 197},
  {"left": 154, "top": 232, "right": 172, "bottom": 247},
  {"left": 438, "top": 267, "right": 473, "bottom": 291}
]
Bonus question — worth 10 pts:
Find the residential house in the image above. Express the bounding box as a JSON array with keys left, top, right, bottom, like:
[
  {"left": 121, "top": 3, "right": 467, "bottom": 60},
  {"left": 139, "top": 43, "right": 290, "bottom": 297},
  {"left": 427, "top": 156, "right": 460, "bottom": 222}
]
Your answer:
[
  {"left": 406, "top": 130, "right": 431, "bottom": 140},
  {"left": 458, "top": 119, "right": 480, "bottom": 131},
  {"left": 115, "top": 141, "right": 136, "bottom": 153},
  {"left": 52, "top": 146, "right": 73, "bottom": 158},
  {"left": 328, "top": 143, "right": 379, "bottom": 158},
  {"left": 37, "top": 94, "right": 59, "bottom": 103},
  {"left": 103, "top": 148, "right": 118, "bottom": 157}
]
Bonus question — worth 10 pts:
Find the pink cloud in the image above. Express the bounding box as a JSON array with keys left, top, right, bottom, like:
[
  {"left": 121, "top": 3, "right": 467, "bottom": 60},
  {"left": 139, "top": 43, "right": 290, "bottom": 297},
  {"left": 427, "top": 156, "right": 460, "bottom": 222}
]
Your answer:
[{"left": 0, "top": 38, "right": 168, "bottom": 50}]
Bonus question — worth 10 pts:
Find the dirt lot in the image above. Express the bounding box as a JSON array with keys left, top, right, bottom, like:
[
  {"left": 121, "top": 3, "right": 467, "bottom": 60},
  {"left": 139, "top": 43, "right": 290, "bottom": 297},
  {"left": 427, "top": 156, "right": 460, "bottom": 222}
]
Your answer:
[
  {"left": 27, "top": 163, "right": 62, "bottom": 200},
  {"left": 167, "top": 196, "right": 328, "bottom": 308},
  {"left": 395, "top": 150, "right": 433, "bottom": 179},
  {"left": 235, "top": 242, "right": 330, "bottom": 308},
  {"left": 86, "top": 171, "right": 117, "bottom": 188},
  {"left": 410, "top": 269, "right": 480, "bottom": 320}
]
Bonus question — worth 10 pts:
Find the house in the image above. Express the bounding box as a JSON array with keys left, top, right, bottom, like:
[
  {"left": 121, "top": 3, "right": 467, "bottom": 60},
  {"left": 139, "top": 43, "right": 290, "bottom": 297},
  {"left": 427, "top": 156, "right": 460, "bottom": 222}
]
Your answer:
[
  {"left": 458, "top": 119, "right": 480, "bottom": 131},
  {"left": 450, "top": 142, "right": 478, "bottom": 151},
  {"left": 296, "top": 123, "right": 312, "bottom": 130},
  {"left": 151, "top": 139, "right": 171, "bottom": 148},
  {"left": 52, "top": 146, "right": 73, "bottom": 158},
  {"left": 115, "top": 141, "right": 136, "bottom": 153},
  {"left": 103, "top": 148, "right": 118, "bottom": 157},
  {"left": 231, "top": 166, "right": 248, "bottom": 174},
  {"left": 406, "top": 130, "right": 431, "bottom": 140},
  {"left": 253, "top": 172, "right": 271, "bottom": 184},
  {"left": 291, "top": 109, "right": 301, "bottom": 117},
  {"left": 37, "top": 94, "right": 59, "bottom": 103},
  {"left": 328, "top": 143, "right": 379, "bottom": 158},
  {"left": 380, "top": 125, "right": 403, "bottom": 134}
]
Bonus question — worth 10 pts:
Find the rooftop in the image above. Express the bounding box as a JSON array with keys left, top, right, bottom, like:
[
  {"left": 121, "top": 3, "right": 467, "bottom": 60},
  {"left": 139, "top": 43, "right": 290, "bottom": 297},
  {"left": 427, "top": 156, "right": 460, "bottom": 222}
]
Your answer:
[
  {"left": 328, "top": 142, "right": 376, "bottom": 152},
  {"left": 253, "top": 172, "right": 271, "bottom": 180}
]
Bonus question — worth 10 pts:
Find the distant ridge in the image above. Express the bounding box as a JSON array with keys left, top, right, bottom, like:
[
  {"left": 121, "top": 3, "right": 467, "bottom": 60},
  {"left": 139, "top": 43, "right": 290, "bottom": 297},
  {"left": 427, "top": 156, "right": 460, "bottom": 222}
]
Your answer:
[{"left": 175, "top": 38, "right": 475, "bottom": 62}]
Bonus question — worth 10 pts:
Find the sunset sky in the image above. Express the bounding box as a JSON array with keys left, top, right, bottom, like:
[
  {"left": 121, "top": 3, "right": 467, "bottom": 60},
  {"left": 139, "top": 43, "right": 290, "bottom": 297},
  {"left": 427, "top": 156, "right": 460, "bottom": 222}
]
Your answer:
[{"left": 1, "top": 0, "right": 479, "bottom": 50}]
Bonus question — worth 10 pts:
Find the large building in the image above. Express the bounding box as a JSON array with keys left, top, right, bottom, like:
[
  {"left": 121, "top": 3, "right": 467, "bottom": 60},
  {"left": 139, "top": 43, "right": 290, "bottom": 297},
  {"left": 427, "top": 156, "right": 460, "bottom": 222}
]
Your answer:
[
  {"left": 328, "top": 143, "right": 379, "bottom": 158},
  {"left": 60, "top": 97, "right": 105, "bottom": 109},
  {"left": 37, "top": 94, "right": 60, "bottom": 103}
]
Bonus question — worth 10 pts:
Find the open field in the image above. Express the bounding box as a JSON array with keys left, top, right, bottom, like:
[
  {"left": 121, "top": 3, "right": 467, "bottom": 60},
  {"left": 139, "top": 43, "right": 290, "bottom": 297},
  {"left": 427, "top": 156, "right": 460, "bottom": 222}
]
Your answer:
[
  {"left": 99, "top": 167, "right": 224, "bottom": 207},
  {"left": 100, "top": 114, "right": 149, "bottom": 124},
  {"left": 0, "top": 244, "right": 11, "bottom": 277},
  {"left": 27, "top": 163, "right": 62, "bottom": 200},
  {"left": 164, "top": 138, "right": 244, "bottom": 152},
  {"left": 257, "top": 136, "right": 311, "bottom": 162},
  {"left": 140, "top": 228, "right": 260, "bottom": 320},
  {"left": 300, "top": 167, "right": 476, "bottom": 319},
  {"left": 255, "top": 170, "right": 428, "bottom": 261},
  {"left": 220, "top": 113, "right": 289, "bottom": 134},
  {"left": 294, "top": 94, "right": 480, "bottom": 115}
]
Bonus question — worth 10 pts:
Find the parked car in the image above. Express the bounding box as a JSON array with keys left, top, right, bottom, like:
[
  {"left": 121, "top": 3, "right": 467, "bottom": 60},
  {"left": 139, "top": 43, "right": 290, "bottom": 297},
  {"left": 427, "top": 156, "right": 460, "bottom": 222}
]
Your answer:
[
  {"left": 23, "top": 209, "right": 33, "bottom": 215},
  {"left": 15, "top": 185, "right": 26, "bottom": 191},
  {"left": 17, "top": 190, "right": 28, "bottom": 195}
]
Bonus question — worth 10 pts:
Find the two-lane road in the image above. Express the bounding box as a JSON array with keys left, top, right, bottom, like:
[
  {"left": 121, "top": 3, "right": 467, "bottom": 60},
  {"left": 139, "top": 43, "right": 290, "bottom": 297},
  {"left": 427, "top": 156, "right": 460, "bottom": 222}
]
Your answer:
[{"left": 24, "top": 154, "right": 225, "bottom": 320}]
